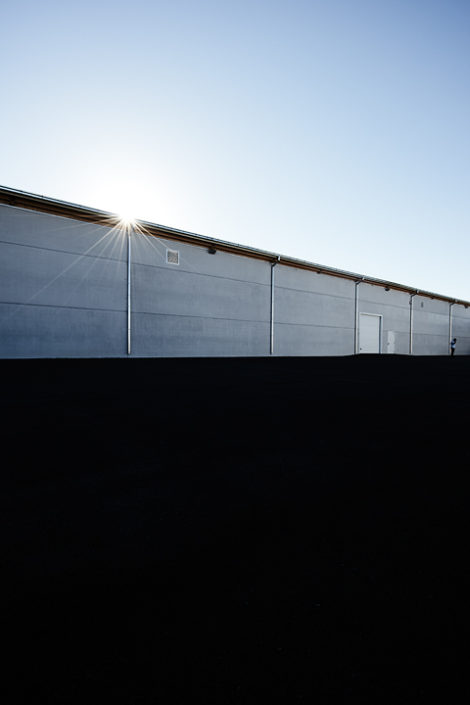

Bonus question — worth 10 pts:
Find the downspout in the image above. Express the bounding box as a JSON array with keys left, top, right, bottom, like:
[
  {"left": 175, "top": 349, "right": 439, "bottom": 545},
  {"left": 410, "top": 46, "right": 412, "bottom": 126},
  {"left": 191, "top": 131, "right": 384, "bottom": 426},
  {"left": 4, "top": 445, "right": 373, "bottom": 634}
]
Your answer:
[
  {"left": 448, "top": 301, "right": 455, "bottom": 354},
  {"left": 354, "top": 278, "right": 364, "bottom": 354},
  {"left": 409, "top": 290, "right": 418, "bottom": 355},
  {"left": 270, "top": 256, "right": 280, "bottom": 355},
  {"left": 127, "top": 224, "right": 133, "bottom": 356}
]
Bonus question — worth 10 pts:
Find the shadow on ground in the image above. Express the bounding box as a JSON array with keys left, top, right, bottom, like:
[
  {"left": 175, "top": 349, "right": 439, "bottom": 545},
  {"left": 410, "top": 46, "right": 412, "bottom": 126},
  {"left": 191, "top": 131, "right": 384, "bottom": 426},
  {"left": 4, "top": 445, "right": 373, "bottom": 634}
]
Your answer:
[{"left": 3, "top": 356, "right": 470, "bottom": 702}]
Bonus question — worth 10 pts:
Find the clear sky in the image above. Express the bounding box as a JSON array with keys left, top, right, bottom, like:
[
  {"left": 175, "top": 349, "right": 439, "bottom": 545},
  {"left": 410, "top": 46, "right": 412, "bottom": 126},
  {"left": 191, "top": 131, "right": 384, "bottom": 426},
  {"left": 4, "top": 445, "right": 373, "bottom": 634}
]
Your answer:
[{"left": 2, "top": 0, "right": 469, "bottom": 299}]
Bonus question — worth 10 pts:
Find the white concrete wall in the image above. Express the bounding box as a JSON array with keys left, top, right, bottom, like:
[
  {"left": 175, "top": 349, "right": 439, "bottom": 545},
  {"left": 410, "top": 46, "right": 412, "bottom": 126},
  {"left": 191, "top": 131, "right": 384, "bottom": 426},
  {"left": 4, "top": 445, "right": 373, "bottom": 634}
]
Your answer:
[{"left": 1, "top": 203, "right": 469, "bottom": 358}]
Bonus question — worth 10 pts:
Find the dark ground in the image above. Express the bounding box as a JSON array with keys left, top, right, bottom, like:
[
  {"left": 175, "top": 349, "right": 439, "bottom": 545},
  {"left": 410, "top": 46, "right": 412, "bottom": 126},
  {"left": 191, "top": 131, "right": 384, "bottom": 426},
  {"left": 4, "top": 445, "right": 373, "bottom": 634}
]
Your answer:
[{"left": 2, "top": 355, "right": 470, "bottom": 703}]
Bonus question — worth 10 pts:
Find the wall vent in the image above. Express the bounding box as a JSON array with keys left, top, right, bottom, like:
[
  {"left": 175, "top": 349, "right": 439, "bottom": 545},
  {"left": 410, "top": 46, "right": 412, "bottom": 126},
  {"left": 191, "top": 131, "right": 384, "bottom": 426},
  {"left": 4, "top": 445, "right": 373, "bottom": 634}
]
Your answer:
[{"left": 166, "top": 248, "right": 179, "bottom": 265}]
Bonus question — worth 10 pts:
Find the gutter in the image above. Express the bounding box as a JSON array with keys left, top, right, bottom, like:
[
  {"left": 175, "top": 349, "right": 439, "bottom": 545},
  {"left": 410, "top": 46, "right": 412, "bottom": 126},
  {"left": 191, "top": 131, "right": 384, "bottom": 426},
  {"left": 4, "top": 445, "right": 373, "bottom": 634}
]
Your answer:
[{"left": 270, "top": 256, "right": 280, "bottom": 355}]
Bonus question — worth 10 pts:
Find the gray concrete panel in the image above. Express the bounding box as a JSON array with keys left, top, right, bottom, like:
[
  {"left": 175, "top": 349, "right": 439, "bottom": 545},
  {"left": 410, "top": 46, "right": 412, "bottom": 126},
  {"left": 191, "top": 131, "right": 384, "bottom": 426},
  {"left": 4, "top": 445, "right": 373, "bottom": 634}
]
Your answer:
[
  {"left": 276, "top": 286, "right": 354, "bottom": 328},
  {"left": 0, "top": 241, "right": 127, "bottom": 310},
  {"left": 412, "top": 333, "right": 449, "bottom": 356},
  {"left": 412, "top": 295, "right": 449, "bottom": 355},
  {"left": 0, "top": 205, "right": 127, "bottom": 261},
  {"left": 359, "top": 283, "right": 408, "bottom": 307},
  {"left": 412, "top": 297, "right": 449, "bottom": 334},
  {"left": 133, "top": 263, "right": 270, "bottom": 322},
  {"left": 452, "top": 305, "right": 470, "bottom": 354},
  {"left": 276, "top": 265, "right": 354, "bottom": 297},
  {"left": 275, "top": 323, "right": 354, "bottom": 356},
  {"left": 0, "top": 303, "right": 126, "bottom": 358},
  {"left": 132, "top": 313, "right": 270, "bottom": 356},
  {"left": 131, "top": 232, "right": 271, "bottom": 285}
]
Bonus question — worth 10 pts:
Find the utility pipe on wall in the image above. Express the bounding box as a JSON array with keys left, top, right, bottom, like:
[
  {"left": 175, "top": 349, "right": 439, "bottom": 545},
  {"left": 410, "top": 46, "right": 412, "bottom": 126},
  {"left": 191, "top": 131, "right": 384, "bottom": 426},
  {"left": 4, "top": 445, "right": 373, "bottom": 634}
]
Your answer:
[
  {"left": 270, "top": 256, "right": 280, "bottom": 355},
  {"left": 448, "top": 301, "right": 455, "bottom": 354},
  {"left": 127, "top": 224, "right": 132, "bottom": 356},
  {"left": 409, "top": 290, "right": 418, "bottom": 355},
  {"left": 354, "top": 278, "right": 364, "bottom": 354}
]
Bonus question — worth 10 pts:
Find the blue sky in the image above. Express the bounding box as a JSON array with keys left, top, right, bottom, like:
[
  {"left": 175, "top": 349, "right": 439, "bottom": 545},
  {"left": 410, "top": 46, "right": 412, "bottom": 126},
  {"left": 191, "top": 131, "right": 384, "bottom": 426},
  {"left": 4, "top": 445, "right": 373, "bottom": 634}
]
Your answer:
[{"left": 2, "top": 0, "right": 469, "bottom": 299}]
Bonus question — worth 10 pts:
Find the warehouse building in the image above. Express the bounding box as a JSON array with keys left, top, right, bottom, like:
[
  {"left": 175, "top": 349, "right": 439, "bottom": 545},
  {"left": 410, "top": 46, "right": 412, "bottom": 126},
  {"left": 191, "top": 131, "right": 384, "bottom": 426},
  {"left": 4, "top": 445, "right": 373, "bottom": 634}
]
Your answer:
[{"left": 1, "top": 185, "right": 469, "bottom": 358}]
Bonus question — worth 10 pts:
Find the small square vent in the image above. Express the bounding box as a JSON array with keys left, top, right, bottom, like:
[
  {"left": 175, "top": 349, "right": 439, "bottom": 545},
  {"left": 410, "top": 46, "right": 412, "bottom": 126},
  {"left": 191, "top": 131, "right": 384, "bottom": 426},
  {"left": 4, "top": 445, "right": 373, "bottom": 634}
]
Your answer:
[{"left": 166, "top": 248, "right": 179, "bottom": 265}]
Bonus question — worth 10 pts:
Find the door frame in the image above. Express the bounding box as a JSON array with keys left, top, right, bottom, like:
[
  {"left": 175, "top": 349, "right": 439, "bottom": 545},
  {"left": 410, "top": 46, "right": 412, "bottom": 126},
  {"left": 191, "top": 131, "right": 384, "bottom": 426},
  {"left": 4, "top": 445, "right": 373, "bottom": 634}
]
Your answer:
[{"left": 358, "top": 312, "right": 383, "bottom": 354}]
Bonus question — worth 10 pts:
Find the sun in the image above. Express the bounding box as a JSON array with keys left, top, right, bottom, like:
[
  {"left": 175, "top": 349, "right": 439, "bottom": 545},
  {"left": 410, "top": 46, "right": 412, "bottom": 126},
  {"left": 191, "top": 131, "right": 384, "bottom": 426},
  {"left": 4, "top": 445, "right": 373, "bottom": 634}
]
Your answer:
[
  {"left": 117, "top": 208, "right": 136, "bottom": 227},
  {"left": 94, "top": 185, "right": 139, "bottom": 227},
  {"left": 87, "top": 171, "right": 160, "bottom": 229}
]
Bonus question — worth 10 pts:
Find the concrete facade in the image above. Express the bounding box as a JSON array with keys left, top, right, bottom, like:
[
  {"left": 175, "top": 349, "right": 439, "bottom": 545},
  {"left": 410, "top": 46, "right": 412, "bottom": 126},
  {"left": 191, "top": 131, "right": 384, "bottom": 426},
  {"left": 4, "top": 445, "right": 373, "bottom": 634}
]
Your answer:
[{"left": 1, "top": 194, "right": 470, "bottom": 358}]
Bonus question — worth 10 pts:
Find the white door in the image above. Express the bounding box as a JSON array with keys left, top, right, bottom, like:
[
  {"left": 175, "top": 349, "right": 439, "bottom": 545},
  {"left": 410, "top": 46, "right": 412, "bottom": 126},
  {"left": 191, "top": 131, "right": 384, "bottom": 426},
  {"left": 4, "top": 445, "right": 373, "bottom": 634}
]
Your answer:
[{"left": 359, "top": 313, "right": 382, "bottom": 353}]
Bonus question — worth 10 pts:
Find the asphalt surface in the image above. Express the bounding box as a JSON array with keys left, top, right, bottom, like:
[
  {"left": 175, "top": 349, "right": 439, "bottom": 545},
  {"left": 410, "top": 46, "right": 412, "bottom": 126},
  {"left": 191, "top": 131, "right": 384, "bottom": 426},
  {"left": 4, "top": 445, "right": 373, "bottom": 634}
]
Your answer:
[{"left": 3, "top": 356, "right": 470, "bottom": 702}]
